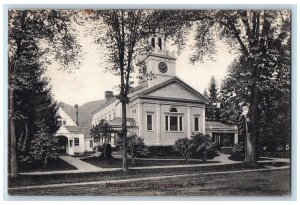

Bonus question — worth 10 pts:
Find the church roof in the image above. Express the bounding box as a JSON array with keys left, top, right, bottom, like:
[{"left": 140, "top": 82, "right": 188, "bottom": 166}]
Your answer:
[{"left": 91, "top": 83, "right": 148, "bottom": 114}]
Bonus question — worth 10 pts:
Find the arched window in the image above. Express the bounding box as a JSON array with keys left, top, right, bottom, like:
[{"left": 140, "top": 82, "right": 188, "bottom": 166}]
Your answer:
[
  {"left": 151, "top": 38, "right": 155, "bottom": 48},
  {"left": 170, "top": 107, "right": 178, "bottom": 112},
  {"left": 158, "top": 38, "right": 162, "bottom": 50},
  {"left": 166, "top": 107, "right": 182, "bottom": 132}
]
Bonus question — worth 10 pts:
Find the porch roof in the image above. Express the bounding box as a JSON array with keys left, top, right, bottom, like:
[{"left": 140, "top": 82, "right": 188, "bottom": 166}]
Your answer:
[
  {"left": 64, "top": 126, "right": 84, "bottom": 134},
  {"left": 205, "top": 121, "right": 238, "bottom": 132},
  {"left": 108, "top": 117, "right": 136, "bottom": 127}
]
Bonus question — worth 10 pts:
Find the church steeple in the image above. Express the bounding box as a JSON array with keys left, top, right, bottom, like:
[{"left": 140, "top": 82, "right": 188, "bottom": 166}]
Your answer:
[{"left": 142, "top": 33, "right": 177, "bottom": 86}]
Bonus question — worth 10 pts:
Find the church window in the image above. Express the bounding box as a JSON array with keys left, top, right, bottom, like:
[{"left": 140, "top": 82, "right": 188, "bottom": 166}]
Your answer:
[
  {"left": 158, "top": 38, "right": 162, "bottom": 50},
  {"left": 170, "top": 107, "right": 178, "bottom": 112},
  {"left": 179, "top": 117, "right": 183, "bottom": 131},
  {"left": 151, "top": 38, "right": 155, "bottom": 48},
  {"left": 194, "top": 117, "right": 199, "bottom": 132},
  {"left": 165, "top": 116, "right": 169, "bottom": 130},
  {"left": 166, "top": 107, "right": 183, "bottom": 132},
  {"left": 170, "top": 116, "right": 178, "bottom": 131},
  {"left": 147, "top": 114, "right": 153, "bottom": 131},
  {"left": 69, "top": 140, "right": 73, "bottom": 147},
  {"left": 89, "top": 140, "right": 93, "bottom": 148},
  {"left": 113, "top": 112, "right": 115, "bottom": 119}
]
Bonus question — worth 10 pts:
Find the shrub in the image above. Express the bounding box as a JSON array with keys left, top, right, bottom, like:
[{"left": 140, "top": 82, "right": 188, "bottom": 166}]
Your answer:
[
  {"left": 231, "top": 142, "right": 245, "bottom": 161},
  {"left": 148, "top": 146, "right": 180, "bottom": 157},
  {"left": 99, "top": 143, "right": 113, "bottom": 160},
  {"left": 115, "top": 132, "right": 150, "bottom": 164},
  {"left": 190, "top": 133, "right": 218, "bottom": 161},
  {"left": 173, "top": 138, "right": 192, "bottom": 162}
]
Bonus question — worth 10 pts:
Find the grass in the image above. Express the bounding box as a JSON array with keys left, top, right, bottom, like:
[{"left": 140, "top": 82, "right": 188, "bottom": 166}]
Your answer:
[
  {"left": 8, "top": 161, "right": 289, "bottom": 188},
  {"left": 18, "top": 158, "right": 77, "bottom": 173},
  {"left": 81, "top": 157, "right": 219, "bottom": 168},
  {"left": 260, "top": 151, "right": 290, "bottom": 159}
]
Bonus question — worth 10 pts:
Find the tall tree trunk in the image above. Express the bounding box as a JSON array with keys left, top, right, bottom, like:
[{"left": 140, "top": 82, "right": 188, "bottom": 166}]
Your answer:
[
  {"left": 245, "top": 69, "right": 259, "bottom": 164},
  {"left": 121, "top": 101, "right": 128, "bottom": 171},
  {"left": 9, "top": 87, "right": 18, "bottom": 177}
]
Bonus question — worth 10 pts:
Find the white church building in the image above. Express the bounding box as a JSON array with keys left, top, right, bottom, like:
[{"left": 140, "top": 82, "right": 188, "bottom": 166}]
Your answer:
[{"left": 91, "top": 35, "right": 238, "bottom": 147}]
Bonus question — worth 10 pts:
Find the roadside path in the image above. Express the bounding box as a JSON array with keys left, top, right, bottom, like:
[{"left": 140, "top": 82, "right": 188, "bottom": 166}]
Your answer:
[
  {"left": 8, "top": 165, "right": 290, "bottom": 191},
  {"left": 58, "top": 155, "right": 102, "bottom": 171}
]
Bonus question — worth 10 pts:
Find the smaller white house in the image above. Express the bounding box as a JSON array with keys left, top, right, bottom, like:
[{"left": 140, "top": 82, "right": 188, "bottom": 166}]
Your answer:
[{"left": 55, "top": 105, "right": 94, "bottom": 155}]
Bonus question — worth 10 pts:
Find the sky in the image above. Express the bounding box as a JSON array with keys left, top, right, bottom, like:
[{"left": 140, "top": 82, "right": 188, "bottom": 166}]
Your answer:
[{"left": 45, "top": 22, "right": 237, "bottom": 106}]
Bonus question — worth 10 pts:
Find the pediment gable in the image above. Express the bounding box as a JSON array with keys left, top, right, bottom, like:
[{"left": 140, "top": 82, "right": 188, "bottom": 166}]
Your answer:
[{"left": 139, "top": 77, "right": 207, "bottom": 103}]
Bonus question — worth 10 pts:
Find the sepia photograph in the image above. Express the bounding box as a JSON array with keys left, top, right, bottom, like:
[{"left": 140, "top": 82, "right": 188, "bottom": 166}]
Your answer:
[{"left": 4, "top": 3, "right": 294, "bottom": 199}]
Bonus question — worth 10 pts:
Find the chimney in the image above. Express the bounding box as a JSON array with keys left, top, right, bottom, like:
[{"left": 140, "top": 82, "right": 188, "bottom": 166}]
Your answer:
[
  {"left": 74, "top": 104, "right": 79, "bottom": 126},
  {"left": 105, "top": 91, "right": 114, "bottom": 101}
]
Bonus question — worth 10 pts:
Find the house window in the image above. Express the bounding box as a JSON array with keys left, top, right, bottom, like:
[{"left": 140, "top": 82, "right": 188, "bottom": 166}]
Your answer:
[
  {"left": 132, "top": 109, "right": 136, "bottom": 115},
  {"left": 142, "top": 66, "right": 147, "bottom": 75},
  {"left": 113, "top": 112, "right": 115, "bottom": 119},
  {"left": 62, "top": 120, "right": 66, "bottom": 125},
  {"left": 74, "top": 138, "right": 79, "bottom": 146},
  {"left": 90, "top": 140, "right": 93, "bottom": 148},
  {"left": 69, "top": 140, "right": 73, "bottom": 147},
  {"left": 194, "top": 117, "right": 199, "bottom": 132},
  {"left": 147, "top": 114, "right": 153, "bottom": 131},
  {"left": 57, "top": 116, "right": 62, "bottom": 126}
]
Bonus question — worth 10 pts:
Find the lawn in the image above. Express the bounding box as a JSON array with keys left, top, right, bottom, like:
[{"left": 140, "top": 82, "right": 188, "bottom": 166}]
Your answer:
[
  {"left": 17, "top": 157, "right": 77, "bottom": 173},
  {"left": 81, "top": 157, "right": 219, "bottom": 168}
]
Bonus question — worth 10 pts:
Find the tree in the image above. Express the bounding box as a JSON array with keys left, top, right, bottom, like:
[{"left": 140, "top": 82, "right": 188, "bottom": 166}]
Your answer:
[
  {"left": 8, "top": 10, "right": 81, "bottom": 177},
  {"left": 167, "top": 10, "right": 291, "bottom": 164},
  {"left": 218, "top": 56, "right": 249, "bottom": 126},
  {"left": 203, "top": 89, "right": 209, "bottom": 99},
  {"left": 90, "top": 119, "right": 114, "bottom": 145},
  {"left": 206, "top": 76, "right": 221, "bottom": 121},
  {"left": 24, "top": 129, "right": 63, "bottom": 166},
  {"left": 85, "top": 10, "right": 166, "bottom": 171}
]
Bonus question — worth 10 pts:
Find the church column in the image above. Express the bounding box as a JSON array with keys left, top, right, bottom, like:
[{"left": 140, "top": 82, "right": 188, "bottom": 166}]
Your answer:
[
  {"left": 156, "top": 104, "right": 161, "bottom": 145},
  {"left": 202, "top": 108, "right": 206, "bottom": 134},
  {"left": 187, "top": 106, "right": 191, "bottom": 138},
  {"left": 138, "top": 102, "right": 143, "bottom": 137},
  {"left": 234, "top": 125, "right": 238, "bottom": 144}
]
